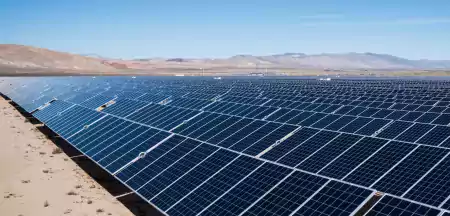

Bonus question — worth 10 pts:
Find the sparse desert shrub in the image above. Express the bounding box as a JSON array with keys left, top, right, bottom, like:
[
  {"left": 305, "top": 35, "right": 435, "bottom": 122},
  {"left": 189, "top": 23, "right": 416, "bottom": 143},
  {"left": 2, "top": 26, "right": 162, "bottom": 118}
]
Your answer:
[
  {"left": 52, "top": 147, "right": 63, "bottom": 154},
  {"left": 44, "top": 200, "right": 49, "bottom": 207},
  {"left": 96, "top": 208, "right": 104, "bottom": 213},
  {"left": 67, "top": 190, "right": 78, "bottom": 196}
]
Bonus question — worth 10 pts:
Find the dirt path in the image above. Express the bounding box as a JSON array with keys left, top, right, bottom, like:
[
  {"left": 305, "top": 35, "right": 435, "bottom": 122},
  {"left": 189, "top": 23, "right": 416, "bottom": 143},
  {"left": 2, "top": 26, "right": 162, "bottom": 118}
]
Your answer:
[{"left": 0, "top": 97, "right": 133, "bottom": 216}]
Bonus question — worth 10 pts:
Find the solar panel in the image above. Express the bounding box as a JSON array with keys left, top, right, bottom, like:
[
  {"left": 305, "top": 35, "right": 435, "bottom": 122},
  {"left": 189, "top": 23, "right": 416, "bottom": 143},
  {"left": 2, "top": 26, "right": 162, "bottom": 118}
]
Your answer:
[
  {"left": 167, "top": 156, "right": 263, "bottom": 216},
  {"left": 395, "top": 123, "right": 435, "bottom": 143},
  {"left": 372, "top": 145, "right": 449, "bottom": 196},
  {"left": 404, "top": 154, "right": 450, "bottom": 207},
  {"left": 241, "top": 171, "right": 328, "bottom": 216},
  {"left": 261, "top": 127, "right": 319, "bottom": 161},
  {"left": 325, "top": 115, "right": 357, "bottom": 130},
  {"left": 115, "top": 135, "right": 187, "bottom": 182},
  {"left": 136, "top": 144, "right": 218, "bottom": 200},
  {"left": 229, "top": 122, "right": 280, "bottom": 151},
  {"left": 7, "top": 77, "right": 450, "bottom": 215},
  {"left": 291, "top": 180, "right": 373, "bottom": 216},
  {"left": 365, "top": 195, "right": 441, "bottom": 216},
  {"left": 277, "top": 130, "right": 339, "bottom": 167},
  {"left": 318, "top": 137, "right": 388, "bottom": 179},
  {"left": 125, "top": 138, "right": 201, "bottom": 189},
  {"left": 150, "top": 149, "right": 238, "bottom": 210},
  {"left": 243, "top": 124, "right": 298, "bottom": 156},
  {"left": 417, "top": 125, "right": 450, "bottom": 146},
  {"left": 339, "top": 117, "right": 373, "bottom": 133},
  {"left": 376, "top": 121, "right": 414, "bottom": 139},
  {"left": 218, "top": 120, "right": 266, "bottom": 148},
  {"left": 343, "top": 141, "right": 417, "bottom": 187},
  {"left": 297, "top": 133, "right": 362, "bottom": 173}
]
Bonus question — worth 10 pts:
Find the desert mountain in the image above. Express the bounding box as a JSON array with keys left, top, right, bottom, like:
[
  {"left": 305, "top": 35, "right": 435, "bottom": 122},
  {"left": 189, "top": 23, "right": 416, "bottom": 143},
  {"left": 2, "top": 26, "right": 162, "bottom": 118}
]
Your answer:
[
  {"left": 0, "top": 44, "right": 117, "bottom": 71},
  {"left": 127, "top": 52, "right": 450, "bottom": 70},
  {"left": 1, "top": 44, "right": 450, "bottom": 72}
]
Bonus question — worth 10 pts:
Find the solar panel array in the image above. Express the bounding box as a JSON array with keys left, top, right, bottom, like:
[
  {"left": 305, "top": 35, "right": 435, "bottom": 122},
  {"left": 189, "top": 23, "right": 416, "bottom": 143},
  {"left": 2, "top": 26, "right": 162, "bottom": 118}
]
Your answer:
[{"left": 2, "top": 76, "right": 450, "bottom": 215}]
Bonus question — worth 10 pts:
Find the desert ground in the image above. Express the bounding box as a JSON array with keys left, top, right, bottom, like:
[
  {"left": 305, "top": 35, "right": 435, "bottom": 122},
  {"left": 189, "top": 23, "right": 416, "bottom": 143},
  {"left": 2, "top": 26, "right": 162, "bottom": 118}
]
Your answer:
[{"left": 0, "top": 97, "right": 132, "bottom": 216}]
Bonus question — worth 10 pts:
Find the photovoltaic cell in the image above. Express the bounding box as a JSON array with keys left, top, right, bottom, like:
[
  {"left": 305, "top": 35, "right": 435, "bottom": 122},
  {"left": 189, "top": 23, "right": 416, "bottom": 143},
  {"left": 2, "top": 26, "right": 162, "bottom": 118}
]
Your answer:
[
  {"left": 292, "top": 181, "right": 373, "bottom": 216},
  {"left": 277, "top": 130, "right": 339, "bottom": 167},
  {"left": 297, "top": 133, "right": 362, "bottom": 173},
  {"left": 310, "top": 114, "right": 340, "bottom": 129},
  {"left": 115, "top": 135, "right": 185, "bottom": 181},
  {"left": 417, "top": 126, "right": 450, "bottom": 146},
  {"left": 395, "top": 123, "right": 435, "bottom": 143},
  {"left": 125, "top": 138, "right": 200, "bottom": 190},
  {"left": 229, "top": 122, "right": 279, "bottom": 152},
  {"left": 373, "top": 145, "right": 449, "bottom": 196},
  {"left": 376, "top": 121, "right": 413, "bottom": 139},
  {"left": 104, "top": 130, "right": 170, "bottom": 173},
  {"left": 137, "top": 144, "right": 218, "bottom": 200},
  {"left": 206, "top": 118, "right": 253, "bottom": 145},
  {"left": 242, "top": 171, "right": 328, "bottom": 216},
  {"left": 325, "top": 116, "right": 356, "bottom": 131},
  {"left": 150, "top": 149, "right": 238, "bottom": 211},
  {"left": 243, "top": 124, "right": 298, "bottom": 156},
  {"left": 365, "top": 195, "right": 441, "bottom": 216},
  {"left": 261, "top": 127, "right": 319, "bottom": 162},
  {"left": 199, "top": 163, "right": 292, "bottom": 216},
  {"left": 218, "top": 120, "right": 266, "bottom": 148},
  {"left": 167, "top": 156, "right": 263, "bottom": 216},
  {"left": 319, "top": 137, "right": 388, "bottom": 179},
  {"left": 339, "top": 117, "right": 372, "bottom": 133},
  {"left": 343, "top": 141, "right": 417, "bottom": 187},
  {"left": 404, "top": 155, "right": 450, "bottom": 206},
  {"left": 355, "top": 119, "right": 391, "bottom": 136}
]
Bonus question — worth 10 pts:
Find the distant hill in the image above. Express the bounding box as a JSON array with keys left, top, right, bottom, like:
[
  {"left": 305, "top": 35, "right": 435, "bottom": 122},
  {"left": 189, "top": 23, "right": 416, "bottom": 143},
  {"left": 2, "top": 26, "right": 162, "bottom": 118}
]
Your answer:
[
  {"left": 1, "top": 44, "right": 450, "bottom": 74},
  {"left": 0, "top": 44, "right": 117, "bottom": 72},
  {"left": 123, "top": 52, "right": 450, "bottom": 70},
  {"left": 217, "top": 52, "right": 450, "bottom": 69}
]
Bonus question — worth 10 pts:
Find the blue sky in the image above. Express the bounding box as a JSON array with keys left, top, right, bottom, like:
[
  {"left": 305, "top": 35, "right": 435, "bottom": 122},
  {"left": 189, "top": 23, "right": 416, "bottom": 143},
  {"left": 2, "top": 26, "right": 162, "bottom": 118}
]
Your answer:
[{"left": 1, "top": 0, "right": 449, "bottom": 59}]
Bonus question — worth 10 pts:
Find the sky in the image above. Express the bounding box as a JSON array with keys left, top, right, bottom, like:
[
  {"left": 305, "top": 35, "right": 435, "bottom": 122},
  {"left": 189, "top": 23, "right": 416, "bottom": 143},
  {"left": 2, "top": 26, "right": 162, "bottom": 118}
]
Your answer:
[{"left": 1, "top": 0, "right": 450, "bottom": 59}]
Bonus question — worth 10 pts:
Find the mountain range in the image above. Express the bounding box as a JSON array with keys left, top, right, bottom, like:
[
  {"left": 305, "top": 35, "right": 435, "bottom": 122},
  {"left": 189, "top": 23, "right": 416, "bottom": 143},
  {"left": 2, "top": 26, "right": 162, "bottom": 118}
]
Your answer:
[{"left": 1, "top": 44, "right": 450, "bottom": 73}]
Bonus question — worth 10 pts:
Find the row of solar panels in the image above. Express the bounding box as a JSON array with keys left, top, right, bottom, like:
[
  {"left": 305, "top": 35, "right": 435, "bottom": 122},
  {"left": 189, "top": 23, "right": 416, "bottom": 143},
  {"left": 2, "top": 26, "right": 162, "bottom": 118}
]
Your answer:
[
  {"left": 29, "top": 102, "right": 448, "bottom": 216},
  {"left": 4, "top": 77, "right": 450, "bottom": 215},
  {"left": 27, "top": 88, "right": 450, "bottom": 212}
]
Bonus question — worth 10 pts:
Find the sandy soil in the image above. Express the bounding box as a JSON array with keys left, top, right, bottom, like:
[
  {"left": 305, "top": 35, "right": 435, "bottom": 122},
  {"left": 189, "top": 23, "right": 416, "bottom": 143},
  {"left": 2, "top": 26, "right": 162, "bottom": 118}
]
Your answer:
[{"left": 0, "top": 97, "right": 133, "bottom": 216}]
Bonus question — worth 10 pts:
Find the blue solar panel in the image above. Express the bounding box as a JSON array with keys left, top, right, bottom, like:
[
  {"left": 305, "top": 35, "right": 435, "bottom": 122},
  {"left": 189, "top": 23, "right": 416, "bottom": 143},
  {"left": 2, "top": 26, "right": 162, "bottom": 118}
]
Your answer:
[
  {"left": 373, "top": 145, "right": 449, "bottom": 196},
  {"left": 242, "top": 171, "right": 328, "bottom": 216},
  {"left": 115, "top": 135, "right": 187, "bottom": 182},
  {"left": 167, "top": 156, "right": 263, "bottom": 216},
  {"left": 343, "top": 141, "right": 417, "bottom": 187},
  {"left": 150, "top": 149, "right": 238, "bottom": 210},
  {"left": 404, "top": 154, "right": 450, "bottom": 207},
  {"left": 297, "top": 133, "right": 362, "bottom": 173},
  {"left": 319, "top": 137, "right": 388, "bottom": 179},
  {"left": 365, "top": 195, "right": 441, "bottom": 216},
  {"left": 292, "top": 180, "right": 373, "bottom": 216},
  {"left": 261, "top": 127, "right": 319, "bottom": 161},
  {"left": 198, "top": 163, "right": 292, "bottom": 216},
  {"left": 7, "top": 77, "right": 450, "bottom": 215},
  {"left": 277, "top": 130, "right": 339, "bottom": 167}
]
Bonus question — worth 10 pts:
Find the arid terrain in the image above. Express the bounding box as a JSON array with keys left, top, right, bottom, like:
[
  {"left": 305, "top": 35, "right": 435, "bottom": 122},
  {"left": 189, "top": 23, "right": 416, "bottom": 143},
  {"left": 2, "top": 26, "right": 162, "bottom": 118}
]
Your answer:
[
  {"left": 0, "top": 97, "right": 132, "bottom": 216},
  {"left": 1, "top": 44, "right": 450, "bottom": 76}
]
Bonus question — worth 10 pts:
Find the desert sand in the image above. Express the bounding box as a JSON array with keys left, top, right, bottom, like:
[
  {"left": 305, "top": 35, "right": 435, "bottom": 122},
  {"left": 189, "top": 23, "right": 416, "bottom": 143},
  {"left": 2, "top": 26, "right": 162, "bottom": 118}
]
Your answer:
[{"left": 0, "top": 97, "right": 133, "bottom": 216}]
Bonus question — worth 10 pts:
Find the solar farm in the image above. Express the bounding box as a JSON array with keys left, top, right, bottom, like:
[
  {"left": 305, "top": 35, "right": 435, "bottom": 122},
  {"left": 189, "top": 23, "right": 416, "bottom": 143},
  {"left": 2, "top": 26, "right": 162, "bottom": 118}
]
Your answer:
[{"left": 2, "top": 76, "right": 450, "bottom": 216}]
